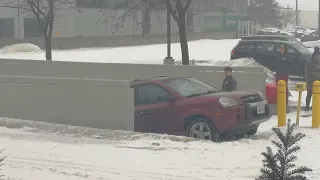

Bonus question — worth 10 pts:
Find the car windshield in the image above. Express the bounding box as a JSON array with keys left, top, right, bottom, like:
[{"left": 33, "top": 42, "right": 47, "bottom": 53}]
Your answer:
[
  {"left": 163, "top": 77, "right": 220, "bottom": 98},
  {"left": 293, "top": 39, "right": 308, "bottom": 48},
  {"left": 291, "top": 41, "right": 312, "bottom": 54}
]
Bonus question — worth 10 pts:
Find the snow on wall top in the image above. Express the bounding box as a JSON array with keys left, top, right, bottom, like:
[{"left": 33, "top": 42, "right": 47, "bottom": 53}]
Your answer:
[{"left": 1, "top": 43, "right": 42, "bottom": 53}]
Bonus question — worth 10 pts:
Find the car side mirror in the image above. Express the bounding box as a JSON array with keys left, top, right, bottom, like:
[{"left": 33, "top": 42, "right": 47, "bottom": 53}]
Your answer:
[
  {"left": 168, "top": 95, "right": 176, "bottom": 102},
  {"left": 166, "top": 95, "right": 176, "bottom": 102}
]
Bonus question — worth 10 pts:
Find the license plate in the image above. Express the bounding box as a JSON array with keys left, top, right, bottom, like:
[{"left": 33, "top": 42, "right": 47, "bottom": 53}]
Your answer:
[{"left": 257, "top": 105, "right": 265, "bottom": 114}]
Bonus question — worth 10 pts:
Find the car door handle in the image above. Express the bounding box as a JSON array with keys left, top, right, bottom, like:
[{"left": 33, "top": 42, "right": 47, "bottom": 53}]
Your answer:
[
  {"left": 139, "top": 111, "right": 145, "bottom": 115},
  {"left": 138, "top": 111, "right": 149, "bottom": 115}
]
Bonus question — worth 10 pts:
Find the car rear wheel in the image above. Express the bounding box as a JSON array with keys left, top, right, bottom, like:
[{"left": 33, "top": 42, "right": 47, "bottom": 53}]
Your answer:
[
  {"left": 246, "top": 127, "right": 259, "bottom": 136},
  {"left": 186, "top": 118, "right": 220, "bottom": 142}
]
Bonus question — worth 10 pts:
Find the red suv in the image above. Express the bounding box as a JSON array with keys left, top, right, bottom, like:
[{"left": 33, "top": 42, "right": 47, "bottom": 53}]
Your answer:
[{"left": 130, "top": 76, "right": 271, "bottom": 141}]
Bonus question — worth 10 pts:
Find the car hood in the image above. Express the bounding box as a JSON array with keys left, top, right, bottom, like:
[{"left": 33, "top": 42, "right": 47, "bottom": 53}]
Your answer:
[
  {"left": 196, "top": 90, "right": 261, "bottom": 104},
  {"left": 204, "top": 90, "right": 258, "bottom": 97}
]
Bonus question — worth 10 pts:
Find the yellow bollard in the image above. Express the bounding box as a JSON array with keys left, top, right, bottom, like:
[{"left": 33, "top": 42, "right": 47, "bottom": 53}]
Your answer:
[
  {"left": 295, "top": 82, "right": 306, "bottom": 126},
  {"left": 312, "top": 81, "right": 320, "bottom": 128},
  {"left": 277, "top": 80, "right": 287, "bottom": 127}
]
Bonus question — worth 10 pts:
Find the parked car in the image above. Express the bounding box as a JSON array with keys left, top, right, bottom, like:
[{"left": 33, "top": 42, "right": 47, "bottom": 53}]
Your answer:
[
  {"left": 241, "top": 35, "right": 307, "bottom": 47},
  {"left": 231, "top": 39, "right": 312, "bottom": 78},
  {"left": 256, "top": 28, "right": 294, "bottom": 37},
  {"left": 130, "top": 76, "right": 271, "bottom": 142},
  {"left": 303, "top": 41, "right": 320, "bottom": 50},
  {"left": 284, "top": 26, "right": 309, "bottom": 38},
  {"left": 256, "top": 28, "right": 281, "bottom": 35},
  {"left": 301, "top": 30, "right": 319, "bottom": 42},
  {"left": 287, "top": 26, "right": 307, "bottom": 32},
  {"left": 279, "top": 31, "right": 295, "bottom": 37}
]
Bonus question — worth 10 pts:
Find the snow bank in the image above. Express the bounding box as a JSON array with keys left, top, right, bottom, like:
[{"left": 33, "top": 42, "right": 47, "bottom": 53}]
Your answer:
[
  {"left": 212, "top": 58, "right": 273, "bottom": 74},
  {"left": 0, "top": 39, "right": 240, "bottom": 63},
  {"left": 1, "top": 43, "right": 41, "bottom": 53},
  {"left": 0, "top": 118, "right": 197, "bottom": 143}
]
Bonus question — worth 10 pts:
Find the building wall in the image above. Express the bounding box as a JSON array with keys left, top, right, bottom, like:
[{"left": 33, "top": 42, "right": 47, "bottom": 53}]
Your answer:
[
  {"left": 0, "top": 1, "right": 19, "bottom": 38},
  {"left": 299, "top": 10, "right": 318, "bottom": 29},
  {"left": 0, "top": 0, "right": 248, "bottom": 39},
  {"left": 74, "top": 8, "right": 143, "bottom": 36}
]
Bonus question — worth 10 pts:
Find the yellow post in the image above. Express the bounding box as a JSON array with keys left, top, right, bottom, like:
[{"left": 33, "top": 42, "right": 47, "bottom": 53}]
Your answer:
[
  {"left": 295, "top": 82, "right": 306, "bottom": 126},
  {"left": 312, "top": 81, "right": 320, "bottom": 128},
  {"left": 277, "top": 80, "right": 287, "bottom": 127}
]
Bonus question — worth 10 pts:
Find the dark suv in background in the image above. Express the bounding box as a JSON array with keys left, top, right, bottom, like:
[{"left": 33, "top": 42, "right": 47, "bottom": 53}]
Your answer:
[
  {"left": 241, "top": 35, "right": 308, "bottom": 48},
  {"left": 231, "top": 39, "right": 312, "bottom": 78},
  {"left": 301, "top": 30, "right": 319, "bottom": 42}
]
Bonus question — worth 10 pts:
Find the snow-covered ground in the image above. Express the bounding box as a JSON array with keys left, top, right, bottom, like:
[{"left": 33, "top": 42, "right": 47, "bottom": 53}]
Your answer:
[
  {"left": 0, "top": 39, "right": 315, "bottom": 179},
  {"left": 0, "top": 39, "right": 239, "bottom": 64},
  {"left": 0, "top": 114, "right": 318, "bottom": 180}
]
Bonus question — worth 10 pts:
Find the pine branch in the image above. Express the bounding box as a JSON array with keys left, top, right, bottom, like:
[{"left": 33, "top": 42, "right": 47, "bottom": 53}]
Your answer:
[
  {"left": 287, "top": 166, "right": 313, "bottom": 177},
  {"left": 258, "top": 147, "right": 281, "bottom": 180},
  {"left": 0, "top": 149, "right": 6, "bottom": 180},
  {"left": 256, "top": 119, "right": 312, "bottom": 180}
]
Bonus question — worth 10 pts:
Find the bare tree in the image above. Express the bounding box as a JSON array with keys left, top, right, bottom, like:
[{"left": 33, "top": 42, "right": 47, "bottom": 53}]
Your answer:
[
  {"left": 0, "top": 0, "right": 74, "bottom": 60},
  {"left": 280, "top": 8, "right": 296, "bottom": 28},
  {"left": 100, "top": 0, "right": 192, "bottom": 65}
]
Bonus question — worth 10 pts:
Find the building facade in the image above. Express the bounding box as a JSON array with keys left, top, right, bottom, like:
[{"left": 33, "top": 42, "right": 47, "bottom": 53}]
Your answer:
[
  {"left": 299, "top": 10, "right": 318, "bottom": 29},
  {"left": 0, "top": 0, "right": 248, "bottom": 39}
]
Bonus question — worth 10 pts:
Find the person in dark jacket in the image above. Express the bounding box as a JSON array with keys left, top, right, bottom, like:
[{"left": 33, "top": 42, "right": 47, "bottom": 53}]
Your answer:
[
  {"left": 222, "top": 66, "right": 237, "bottom": 91},
  {"left": 275, "top": 44, "right": 292, "bottom": 104},
  {"left": 305, "top": 46, "right": 320, "bottom": 111}
]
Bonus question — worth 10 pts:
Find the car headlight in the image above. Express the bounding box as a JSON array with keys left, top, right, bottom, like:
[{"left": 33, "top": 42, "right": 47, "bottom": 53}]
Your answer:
[{"left": 218, "top": 97, "right": 238, "bottom": 108}]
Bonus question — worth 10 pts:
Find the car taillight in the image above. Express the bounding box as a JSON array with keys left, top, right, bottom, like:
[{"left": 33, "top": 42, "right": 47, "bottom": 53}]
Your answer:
[{"left": 231, "top": 49, "right": 235, "bottom": 56}]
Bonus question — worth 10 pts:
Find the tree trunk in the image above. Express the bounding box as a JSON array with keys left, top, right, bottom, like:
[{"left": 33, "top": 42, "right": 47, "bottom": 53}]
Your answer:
[
  {"left": 44, "top": 35, "right": 52, "bottom": 61},
  {"left": 178, "top": 14, "right": 189, "bottom": 65},
  {"left": 45, "top": 19, "right": 54, "bottom": 61}
]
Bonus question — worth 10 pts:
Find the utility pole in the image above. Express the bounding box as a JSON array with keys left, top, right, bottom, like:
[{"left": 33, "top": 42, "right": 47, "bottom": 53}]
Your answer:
[
  {"left": 18, "top": 0, "right": 20, "bottom": 38},
  {"left": 295, "top": 0, "right": 298, "bottom": 36},
  {"left": 249, "top": 0, "right": 253, "bottom": 19},
  {"left": 163, "top": 0, "right": 174, "bottom": 64},
  {"left": 318, "top": 0, "right": 320, "bottom": 34}
]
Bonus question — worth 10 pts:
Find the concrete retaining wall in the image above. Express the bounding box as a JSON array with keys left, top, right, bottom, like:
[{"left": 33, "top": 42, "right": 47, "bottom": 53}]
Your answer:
[
  {"left": 0, "top": 59, "right": 267, "bottom": 131},
  {"left": 0, "top": 59, "right": 267, "bottom": 95},
  {"left": 0, "top": 75, "right": 134, "bottom": 130}
]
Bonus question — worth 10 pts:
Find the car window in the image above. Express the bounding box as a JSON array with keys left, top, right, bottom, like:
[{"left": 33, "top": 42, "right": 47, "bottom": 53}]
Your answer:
[
  {"left": 255, "top": 43, "right": 274, "bottom": 53},
  {"left": 237, "top": 43, "right": 254, "bottom": 52},
  {"left": 164, "top": 78, "right": 219, "bottom": 97},
  {"left": 290, "top": 41, "right": 312, "bottom": 54},
  {"left": 287, "top": 46, "right": 298, "bottom": 55},
  {"left": 135, "top": 84, "right": 171, "bottom": 105}
]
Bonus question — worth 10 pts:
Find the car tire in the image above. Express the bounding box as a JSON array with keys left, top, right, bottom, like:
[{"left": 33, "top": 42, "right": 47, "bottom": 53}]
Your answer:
[
  {"left": 186, "top": 118, "right": 220, "bottom": 142},
  {"left": 246, "top": 127, "right": 259, "bottom": 136}
]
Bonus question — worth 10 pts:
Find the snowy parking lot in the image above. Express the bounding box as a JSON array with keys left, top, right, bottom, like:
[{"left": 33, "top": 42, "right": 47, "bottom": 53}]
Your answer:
[
  {"left": 0, "top": 39, "right": 318, "bottom": 179},
  {"left": 1, "top": 113, "right": 319, "bottom": 180}
]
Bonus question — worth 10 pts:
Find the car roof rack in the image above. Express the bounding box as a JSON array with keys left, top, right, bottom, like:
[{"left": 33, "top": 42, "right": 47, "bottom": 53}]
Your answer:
[
  {"left": 153, "top": 76, "right": 168, "bottom": 79},
  {"left": 131, "top": 76, "right": 169, "bottom": 83},
  {"left": 130, "top": 79, "right": 144, "bottom": 83}
]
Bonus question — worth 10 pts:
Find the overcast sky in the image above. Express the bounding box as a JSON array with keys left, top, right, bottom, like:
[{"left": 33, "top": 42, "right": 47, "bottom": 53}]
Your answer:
[{"left": 276, "top": 0, "right": 318, "bottom": 10}]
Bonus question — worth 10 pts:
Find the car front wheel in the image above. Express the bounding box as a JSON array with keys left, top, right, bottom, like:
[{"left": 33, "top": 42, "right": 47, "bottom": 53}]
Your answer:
[
  {"left": 246, "top": 127, "right": 259, "bottom": 136},
  {"left": 186, "top": 118, "right": 220, "bottom": 142}
]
